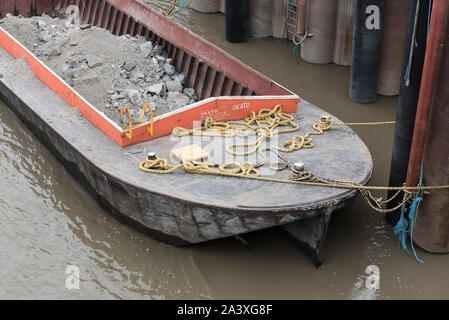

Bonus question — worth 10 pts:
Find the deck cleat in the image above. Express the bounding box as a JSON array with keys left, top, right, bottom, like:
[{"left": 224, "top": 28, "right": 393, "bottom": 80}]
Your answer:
[
  {"left": 147, "top": 152, "right": 157, "bottom": 160},
  {"left": 292, "top": 162, "right": 305, "bottom": 173}
]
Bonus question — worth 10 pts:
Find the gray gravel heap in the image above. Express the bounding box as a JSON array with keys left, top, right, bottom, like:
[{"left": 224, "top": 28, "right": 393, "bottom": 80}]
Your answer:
[{"left": 0, "top": 14, "right": 199, "bottom": 125}]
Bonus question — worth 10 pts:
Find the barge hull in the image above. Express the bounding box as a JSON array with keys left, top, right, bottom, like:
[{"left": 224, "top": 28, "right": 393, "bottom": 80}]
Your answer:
[
  {"left": 0, "top": 49, "right": 372, "bottom": 237},
  {"left": 0, "top": 52, "right": 362, "bottom": 244}
]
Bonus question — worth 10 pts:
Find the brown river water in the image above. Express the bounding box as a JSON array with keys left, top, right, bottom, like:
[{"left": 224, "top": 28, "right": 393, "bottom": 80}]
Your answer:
[{"left": 0, "top": 1, "right": 448, "bottom": 299}]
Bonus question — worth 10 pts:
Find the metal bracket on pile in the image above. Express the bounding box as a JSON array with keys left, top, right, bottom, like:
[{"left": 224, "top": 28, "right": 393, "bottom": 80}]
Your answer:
[
  {"left": 292, "top": 32, "right": 314, "bottom": 46},
  {"left": 139, "top": 103, "right": 154, "bottom": 136},
  {"left": 291, "top": 0, "right": 314, "bottom": 46},
  {"left": 120, "top": 107, "right": 133, "bottom": 140}
]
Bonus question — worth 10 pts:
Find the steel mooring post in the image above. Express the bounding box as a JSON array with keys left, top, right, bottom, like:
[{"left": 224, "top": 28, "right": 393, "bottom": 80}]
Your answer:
[
  {"left": 386, "top": 0, "right": 431, "bottom": 224},
  {"left": 349, "top": 0, "right": 384, "bottom": 103},
  {"left": 411, "top": 2, "right": 449, "bottom": 253},
  {"left": 225, "top": 0, "right": 250, "bottom": 43}
]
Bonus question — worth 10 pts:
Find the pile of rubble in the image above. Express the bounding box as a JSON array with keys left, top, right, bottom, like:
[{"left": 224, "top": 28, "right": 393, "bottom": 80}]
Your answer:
[{"left": 0, "top": 14, "right": 199, "bottom": 125}]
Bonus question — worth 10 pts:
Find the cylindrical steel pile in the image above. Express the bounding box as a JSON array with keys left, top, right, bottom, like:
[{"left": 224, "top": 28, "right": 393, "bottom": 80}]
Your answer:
[
  {"left": 333, "top": 0, "right": 356, "bottom": 66},
  {"left": 300, "top": 0, "right": 338, "bottom": 64},
  {"left": 349, "top": 0, "right": 384, "bottom": 104},
  {"left": 413, "top": 4, "right": 449, "bottom": 253},
  {"left": 249, "top": 0, "right": 273, "bottom": 39},
  {"left": 377, "top": 0, "right": 409, "bottom": 96}
]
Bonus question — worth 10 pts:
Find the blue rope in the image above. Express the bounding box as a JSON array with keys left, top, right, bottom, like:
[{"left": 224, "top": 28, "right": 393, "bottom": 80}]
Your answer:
[
  {"left": 405, "top": 0, "right": 432, "bottom": 81},
  {"left": 394, "top": 198, "right": 410, "bottom": 252},
  {"left": 408, "top": 161, "right": 425, "bottom": 263},
  {"left": 293, "top": 44, "right": 300, "bottom": 63},
  {"left": 394, "top": 161, "right": 425, "bottom": 263},
  {"left": 179, "top": 0, "right": 184, "bottom": 9}
]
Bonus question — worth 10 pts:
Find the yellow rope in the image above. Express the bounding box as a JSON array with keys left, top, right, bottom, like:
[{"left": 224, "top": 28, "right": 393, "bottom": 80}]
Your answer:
[
  {"left": 164, "top": 0, "right": 178, "bottom": 16},
  {"left": 333, "top": 121, "right": 396, "bottom": 126},
  {"left": 171, "top": 105, "right": 395, "bottom": 156},
  {"left": 139, "top": 157, "right": 449, "bottom": 191},
  {"left": 139, "top": 157, "right": 449, "bottom": 213},
  {"left": 142, "top": 105, "right": 413, "bottom": 212}
]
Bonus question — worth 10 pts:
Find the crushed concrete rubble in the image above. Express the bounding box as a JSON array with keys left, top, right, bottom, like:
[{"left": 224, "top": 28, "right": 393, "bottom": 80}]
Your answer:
[{"left": 0, "top": 14, "right": 199, "bottom": 125}]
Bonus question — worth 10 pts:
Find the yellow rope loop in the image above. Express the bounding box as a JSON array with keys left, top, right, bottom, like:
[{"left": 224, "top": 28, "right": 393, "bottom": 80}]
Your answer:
[
  {"left": 139, "top": 156, "right": 182, "bottom": 174},
  {"left": 180, "top": 160, "right": 199, "bottom": 172},
  {"left": 278, "top": 135, "right": 306, "bottom": 152},
  {"left": 172, "top": 127, "right": 192, "bottom": 137},
  {"left": 274, "top": 121, "right": 299, "bottom": 135},
  {"left": 203, "top": 117, "right": 215, "bottom": 130},
  {"left": 245, "top": 105, "right": 281, "bottom": 124},
  {"left": 240, "top": 162, "right": 260, "bottom": 176},
  {"left": 164, "top": 0, "right": 178, "bottom": 16},
  {"left": 139, "top": 104, "right": 154, "bottom": 136},
  {"left": 210, "top": 123, "right": 231, "bottom": 133},
  {"left": 245, "top": 111, "right": 257, "bottom": 124},
  {"left": 120, "top": 107, "right": 133, "bottom": 140},
  {"left": 219, "top": 162, "right": 243, "bottom": 174},
  {"left": 226, "top": 136, "right": 265, "bottom": 156},
  {"left": 219, "top": 162, "right": 260, "bottom": 177},
  {"left": 312, "top": 115, "right": 333, "bottom": 134}
]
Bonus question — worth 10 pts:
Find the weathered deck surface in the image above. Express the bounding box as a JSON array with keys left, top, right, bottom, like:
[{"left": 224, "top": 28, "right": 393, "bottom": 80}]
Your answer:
[{"left": 0, "top": 47, "right": 372, "bottom": 264}]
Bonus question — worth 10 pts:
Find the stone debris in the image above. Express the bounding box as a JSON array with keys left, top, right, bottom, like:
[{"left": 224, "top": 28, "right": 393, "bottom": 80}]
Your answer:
[
  {"left": 167, "top": 91, "right": 190, "bottom": 107},
  {"left": 86, "top": 55, "right": 103, "bottom": 69},
  {"left": 163, "top": 64, "right": 176, "bottom": 76},
  {"left": 123, "top": 60, "right": 137, "bottom": 72},
  {"left": 139, "top": 41, "right": 153, "bottom": 58},
  {"left": 147, "top": 83, "right": 166, "bottom": 95},
  {"left": 79, "top": 23, "right": 92, "bottom": 30},
  {"left": 183, "top": 87, "right": 198, "bottom": 99},
  {"left": 166, "top": 79, "right": 183, "bottom": 93},
  {"left": 0, "top": 14, "right": 199, "bottom": 126}
]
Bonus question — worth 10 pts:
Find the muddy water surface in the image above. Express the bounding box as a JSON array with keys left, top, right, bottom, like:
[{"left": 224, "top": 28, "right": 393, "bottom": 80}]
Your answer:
[{"left": 0, "top": 1, "right": 448, "bottom": 299}]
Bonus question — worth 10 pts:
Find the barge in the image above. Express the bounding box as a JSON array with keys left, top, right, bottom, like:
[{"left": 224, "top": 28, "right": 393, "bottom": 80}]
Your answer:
[{"left": 0, "top": 0, "right": 373, "bottom": 266}]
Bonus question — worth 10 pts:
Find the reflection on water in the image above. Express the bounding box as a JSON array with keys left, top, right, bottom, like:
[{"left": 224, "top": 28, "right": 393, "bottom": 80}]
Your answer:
[
  {"left": 0, "top": 101, "right": 211, "bottom": 299},
  {"left": 0, "top": 0, "right": 448, "bottom": 300}
]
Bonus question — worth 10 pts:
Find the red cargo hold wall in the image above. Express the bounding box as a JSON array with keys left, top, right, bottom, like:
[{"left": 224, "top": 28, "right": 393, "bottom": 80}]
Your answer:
[
  {"left": 0, "top": 1, "right": 16, "bottom": 18},
  {"left": 35, "top": 0, "right": 55, "bottom": 15},
  {"left": 0, "top": 1, "right": 55, "bottom": 17},
  {"left": 16, "top": 0, "right": 34, "bottom": 16}
]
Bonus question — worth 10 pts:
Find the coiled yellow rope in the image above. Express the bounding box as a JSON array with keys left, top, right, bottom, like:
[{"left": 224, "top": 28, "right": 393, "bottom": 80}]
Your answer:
[{"left": 171, "top": 105, "right": 395, "bottom": 155}]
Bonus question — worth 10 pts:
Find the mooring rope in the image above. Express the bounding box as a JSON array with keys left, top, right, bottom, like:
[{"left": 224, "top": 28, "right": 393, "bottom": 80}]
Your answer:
[
  {"left": 139, "top": 154, "right": 449, "bottom": 215},
  {"left": 139, "top": 105, "right": 449, "bottom": 215},
  {"left": 164, "top": 0, "right": 179, "bottom": 16},
  {"left": 171, "top": 105, "right": 396, "bottom": 156}
]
